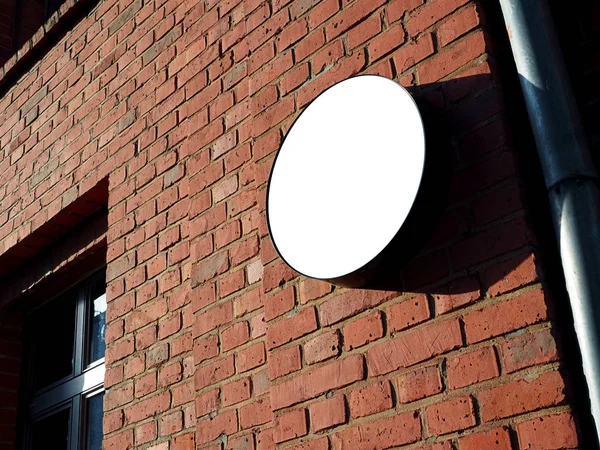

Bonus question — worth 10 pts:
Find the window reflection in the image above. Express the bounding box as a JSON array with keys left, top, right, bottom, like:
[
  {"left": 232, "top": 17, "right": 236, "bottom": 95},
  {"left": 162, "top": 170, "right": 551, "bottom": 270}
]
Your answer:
[{"left": 86, "top": 393, "right": 103, "bottom": 450}]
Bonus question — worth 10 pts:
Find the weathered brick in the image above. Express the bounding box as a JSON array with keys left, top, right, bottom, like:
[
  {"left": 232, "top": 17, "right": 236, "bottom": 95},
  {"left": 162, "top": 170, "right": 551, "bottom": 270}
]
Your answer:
[
  {"left": 500, "top": 328, "right": 558, "bottom": 373},
  {"left": 446, "top": 346, "right": 499, "bottom": 389},
  {"left": 267, "top": 307, "right": 318, "bottom": 349},
  {"left": 331, "top": 412, "right": 421, "bottom": 449},
  {"left": 458, "top": 427, "right": 512, "bottom": 450},
  {"left": 368, "top": 319, "right": 462, "bottom": 376},
  {"left": 517, "top": 413, "right": 578, "bottom": 450},
  {"left": 349, "top": 381, "right": 393, "bottom": 419},
  {"left": 397, "top": 365, "right": 443, "bottom": 404},
  {"left": 309, "top": 396, "right": 346, "bottom": 432},
  {"left": 303, "top": 330, "right": 340, "bottom": 365},
  {"left": 478, "top": 371, "right": 566, "bottom": 421},
  {"left": 426, "top": 396, "right": 476, "bottom": 435},
  {"left": 271, "top": 355, "right": 365, "bottom": 410},
  {"left": 387, "top": 294, "right": 430, "bottom": 333},
  {"left": 343, "top": 310, "right": 384, "bottom": 350},
  {"left": 273, "top": 409, "right": 308, "bottom": 443},
  {"left": 463, "top": 289, "right": 548, "bottom": 343}
]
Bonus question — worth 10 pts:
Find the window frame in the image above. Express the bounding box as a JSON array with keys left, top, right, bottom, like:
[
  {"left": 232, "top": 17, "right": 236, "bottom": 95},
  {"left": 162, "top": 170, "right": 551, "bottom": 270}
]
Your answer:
[{"left": 19, "top": 269, "right": 106, "bottom": 450}]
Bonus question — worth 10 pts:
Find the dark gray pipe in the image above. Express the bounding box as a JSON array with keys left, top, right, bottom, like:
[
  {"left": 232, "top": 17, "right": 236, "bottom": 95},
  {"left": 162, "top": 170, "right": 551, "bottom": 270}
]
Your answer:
[{"left": 499, "top": 0, "right": 600, "bottom": 439}]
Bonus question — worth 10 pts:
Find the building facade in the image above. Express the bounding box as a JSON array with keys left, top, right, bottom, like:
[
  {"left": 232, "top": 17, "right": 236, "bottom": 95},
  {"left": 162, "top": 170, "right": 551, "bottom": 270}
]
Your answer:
[{"left": 0, "top": 0, "right": 596, "bottom": 448}]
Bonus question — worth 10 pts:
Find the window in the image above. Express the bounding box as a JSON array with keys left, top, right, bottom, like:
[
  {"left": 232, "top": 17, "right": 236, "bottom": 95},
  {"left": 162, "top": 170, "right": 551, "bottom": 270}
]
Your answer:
[{"left": 19, "top": 271, "right": 106, "bottom": 450}]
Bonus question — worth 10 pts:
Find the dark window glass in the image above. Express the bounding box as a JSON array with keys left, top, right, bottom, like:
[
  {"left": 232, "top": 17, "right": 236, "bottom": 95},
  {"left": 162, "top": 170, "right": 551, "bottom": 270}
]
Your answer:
[
  {"left": 21, "top": 270, "right": 106, "bottom": 450},
  {"left": 31, "top": 288, "right": 76, "bottom": 391},
  {"left": 88, "top": 275, "right": 106, "bottom": 365},
  {"left": 86, "top": 393, "right": 104, "bottom": 450},
  {"left": 31, "top": 407, "right": 70, "bottom": 450}
]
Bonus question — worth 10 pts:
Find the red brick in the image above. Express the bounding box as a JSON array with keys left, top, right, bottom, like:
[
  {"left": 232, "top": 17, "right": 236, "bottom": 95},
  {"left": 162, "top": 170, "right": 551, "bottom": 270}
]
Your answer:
[
  {"left": 348, "top": 14, "right": 382, "bottom": 49},
  {"left": 313, "top": 40, "right": 344, "bottom": 74},
  {"left": 418, "top": 31, "right": 486, "bottom": 84},
  {"left": 173, "top": 433, "right": 195, "bottom": 450},
  {"left": 392, "top": 34, "right": 435, "bottom": 74},
  {"left": 517, "top": 413, "right": 578, "bottom": 450},
  {"left": 234, "top": 288, "right": 265, "bottom": 317},
  {"left": 397, "top": 365, "right": 443, "bottom": 404},
  {"left": 438, "top": 5, "right": 480, "bottom": 46},
  {"left": 309, "top": 396, "right": 346, "bottom": 432},
  {"left": 240, "top": 396, "right": 273, "bottom": 429},
  {"left": 268, "top": 345, "right": 301, "bottom": 380},
  {"left": 250, "top": 51, "right": 293, "bottom": 95},
  {"left": 387, "top": 294, "right": 430, "bottom": 333},
  {"left": 286, "top": 437, "right": 329, "bottom": 450},
  {"left": 486, "top": 253, "right": 539, "bottom": 296},
  {"left": 298, "top": 279, "right": 332, "bottom": 304},
  {"left": 104, "top": 429, "right": 134, "bottom": 450},
  {"left": 219, "top": 269, "right": 245, "bottom": 298},
  {"left": 271, "top": 355, "right": 364, "bottom": 410},
  {"left": 343, "top": 310, "right": 384, "bottom": 350},
  {"left": 349, "top": 381, "right": 393, "bottom": 419},
  {"left": 325, "top": 0, "right": 386, "bottom": 39},
  {"left": 331, "top": 412, "right": 421, "bottom": 449},
  {"left": 194, "top": 334, "right": 219, "bottom": 364},
  {"left": 160, "top": 410, "right": 183, "bottom": 436},
  {"left": 479, "top": 371, "right": 566, "bottom": 421},
  {"left": 227, "top": 433, "right": 255, "bottom": 450},
  {"left": 368, "top": 319, "right": 462, "bottom": 376},
  {"left": 104, "top": 410, "right": 124, "bottom": 434},
  {"left": 105, "top": 383, "right": 134, "bottom": 410},
  {"left": 264, "top": 286, "right": 295, "bottom": 321},
  {"left": 159, "top": 362, "right": 183, "bottom": 387},
  {"left": 458, "top": 427, "right": 512, "bottom": 450},
  {"left": 294, "top": 30, "right": 325, "bottom": 62},
  {"left": 195, "top": 389, "right": 220, "bottom": 417},
  {"left": 276, "top": 20, "right": 308, "bottom": 52},
  {"left": 463, "top": 289, "right": 548, "bottom": 343},
  {"left": 368, "top": 24, "right": 406, "bottom": 61},
  {"left": 267, "top": 307, "right": 318, "bottom": 349},
  {"left": 447, "top": 347, "right": 499, "bottom": 389},
  {"left": 261, "top": 260, "right": 296, "bottom": 292},
  {"left": 273, "top": 409, "right": 308, "bottom": 443},
  {"left": 256, "top": 428, "right": 275, "bottom": 450},
  {"left": 387, "top": 0, "right": 423, "bottom": 22},
  {"left": 194, "top": 301, "right": 233, "bottom": 337},
  {"left": 124, "top": 391, "right": 170, "bottom": 425},
  {"left": 319, "top": 290, "right": 395, "bottom": 326},
  {"left": 304, "top": 330, "right": 340, "bottom": 365},
  {"left": 406, "top": 0, "right": 470, "bottom": 35},
  {"left": 426, "top": 396, "right": 476, "bottom": 435},
  {"left": 307, "top": 0, "right": 339, "bottom": 28},
  {"left": 434, "top": 276, "right": 481, "bottom": 314},
  {"left": 192, "top": 252, "right": 230, "bottom": 286},
  {"left": 237, "top": 341, "right": 266, "bottom": 373},
  {"left": 221, "top": 321, "right": 250, "bottom": 352},
  {"left": 197, "top": 409, "right": 238, "bottom": 445},
  {"left": 223, "top": 377, "right": 252, "bottom": 406},
  {"left": 297, "top": 50, "right": 366, "bottom": 108},
  {"left": 500, "top": 328, "right": 558, "bottom": 373},
  {"left": 230, "top": 235, "right": 260, "bottom": 266},
  {"left": 194, "top": 355, "right": 235, "bottom": 390}
]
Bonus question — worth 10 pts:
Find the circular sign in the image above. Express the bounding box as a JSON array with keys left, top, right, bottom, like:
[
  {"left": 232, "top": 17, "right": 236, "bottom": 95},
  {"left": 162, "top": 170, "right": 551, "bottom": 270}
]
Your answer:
[{"left": 267, "top": 75, "right": 426, "bottom": 286}]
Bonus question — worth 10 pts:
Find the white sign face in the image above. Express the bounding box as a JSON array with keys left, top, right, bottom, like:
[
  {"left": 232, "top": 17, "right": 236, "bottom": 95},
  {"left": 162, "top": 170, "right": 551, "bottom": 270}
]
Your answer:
[{"left": 267, "top": 75, "right": 426, "bottom": 283}]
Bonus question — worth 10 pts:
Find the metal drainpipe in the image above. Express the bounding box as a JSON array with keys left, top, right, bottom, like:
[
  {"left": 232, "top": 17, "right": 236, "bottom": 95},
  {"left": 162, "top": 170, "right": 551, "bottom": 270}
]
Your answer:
[{"left": 499, "top": 0, "right": 600, "bottom": 441}]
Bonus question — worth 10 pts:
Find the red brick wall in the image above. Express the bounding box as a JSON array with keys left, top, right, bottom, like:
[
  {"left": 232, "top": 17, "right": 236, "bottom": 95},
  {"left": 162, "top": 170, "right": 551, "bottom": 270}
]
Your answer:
[{"left": 0, "top": 0, "right": 587, "bottom": 449}]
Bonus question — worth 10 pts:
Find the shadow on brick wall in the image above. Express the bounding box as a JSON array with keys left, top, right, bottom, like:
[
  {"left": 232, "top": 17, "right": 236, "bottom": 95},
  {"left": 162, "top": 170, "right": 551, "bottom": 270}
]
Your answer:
[{"left": 351, "top": 72, "right": 545, "bottom": 302}]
